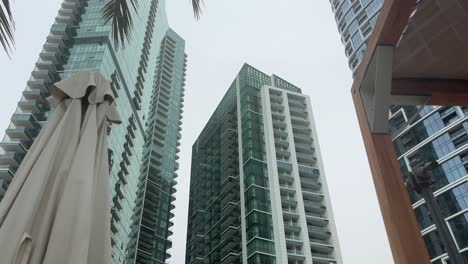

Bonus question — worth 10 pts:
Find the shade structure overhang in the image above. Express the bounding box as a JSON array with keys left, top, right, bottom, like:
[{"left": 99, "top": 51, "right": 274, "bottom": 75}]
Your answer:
[
  {"left": 353, "top": 0, "right": 468, "bottom": 133},
  {"left": 351, "top": 0, "right": 468, "bottom": 263}
]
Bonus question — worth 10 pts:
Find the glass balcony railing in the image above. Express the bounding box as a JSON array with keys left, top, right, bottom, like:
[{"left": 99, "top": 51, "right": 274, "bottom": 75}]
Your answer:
[
  {"left": 301, "top": 177, "right": 321, "bottom": 188},
  {"left": 285, "top": 234, "right": 302, "bottom": 242},
  {"left": 312, "top": 252, "right": 336, "bottom": 260},
  {"left": 298, "top": 165, "right": 320, "bottom": 178},
  {"left": 287, "top": 249, "right": 304, "bottom": 256},
  {"left": 308, "top": 225, "right": 331, "bottom": 238},
  {"left": 310, "top": 238, "right": 332, "bottom": 246}
]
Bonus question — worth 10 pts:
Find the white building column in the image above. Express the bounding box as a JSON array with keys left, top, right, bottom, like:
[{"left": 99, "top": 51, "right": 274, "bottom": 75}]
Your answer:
[
  {"left": 304, "top": 95, "right": 343, "bottom": 263},
  {"left": 281, "top": 89, "right": 314, "bottom": 263},
  {"left": 260, "top": 86, "right": 289, "bottom": 263}
]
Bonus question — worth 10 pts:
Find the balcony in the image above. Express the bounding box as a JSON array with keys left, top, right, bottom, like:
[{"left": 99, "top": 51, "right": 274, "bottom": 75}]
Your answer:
[
  {"left": 298, "top": 165, "right": 320, "bottom": 178},
  {"left": 308, "top": 225, "right": 331, "bottom": 240},
  {"left": 275, "top": 138, "right": 289, "bottom": 148},
  {"left": 287, "top": 249, "right": 305, "bottom": 261},
  {"left": 0, "top": 166, "right": 15, "bottom": 181},
  {"left": 284, "top": 220, "right": 301, "bottom": 233},
  {"left": 312, "top": 258, "right": 337, "bottom": 264},
  {"left": 304, "top": 202, "right": 326, "bottom": 214},
  {"left": 288, "top": 97, "right": 306, "bottom": 109},
  {"left": 18, "top": 100, "right": 45, "bottom": 113},
  {"left": 296, "top": 153, "right": 317, "bottom": 165},
  {"left": 306, "top": 213, "right": 329, "bottom": 227},
  {"left": 221, "top": 191, "right": 237, "bottom": 206},
  {"left": 310, "top": 240, "right": 334, "bottom": 254},
  {"left": 292, "top": 126, "right": 311, "bottom": 136},
  {"left": 221, "top": 215, "right": 238, "bottom": 229},
  {"left": 274, "top": 129, "right": 288, "bottom": 138},
  {"left": 301, "top": 177, "right": 322, "bottom": 190},
  {"left": 11, "top": 113, "right": 39, "bottom": 129},
  {"left": 276, "top": 148, "right": 290, "bottom": 159},
  {"left": 31, "top": 69, "right": 53, "bottom": 82},
  {"left": 272, "top": 110, "right": 285, "bottom": 120},
  {"left": 272, "top": 119, "right": 287, "bottom": 129},
  {"left": 6, "top": 127, "right": 38, "bottom": 142},
  {"left": 281, "top": 196, "right": 298, "bottom": 207},
  {"left": 279, "top": 173, "right": 294, "bottom": 184},
  {"left": 270, "top": 94, "right": 283, "bottom": 104},
  {"left": 295, "top": 143, "right": 315, "bottom": 155},
  {"left": 312, "top": 251, "right": 336, "bottom": 262},
  {"left": 294, "top": 134, "right": 313, "bottom": 144},
  {"left": 46, "top": 35, "right": 64, "bottom": 45},
  {"left": 286, "top": 234, "right": 303, "bottom": 246},
  {"left": 270, "top": 103, "right": 284, "bottom": 112},
  {"left": 50, "top": 23, "right": 68, "bottom": 35},
  {"left": 23, "top": 90, "right": 44, "bottom": 100},
  {"left": 282, "top": 208, "right": 300, "bottom": 220},
  {"left": 289, "top": 108, "right": 308, "bottom": 118},
  {"left": 280, "top": 183, "right": 296, "bottom": 195},
  {"left": 39, "top": 51, "right": 61, "bottom": 64},
  {"left": 221, "top": 252, "right": 241, "bottom": 264},
  {"left": 27, "top": 79, "right": 49, "bottom": 92},
  {"left": 221, "top": 225, "right": 240, "bottom": 240},
  {"left": 302, "top": 190, "right": 324, "bottom": 203},
  {"left": 291, "top": 116, "right": 310, "bottom": 126},
  {"left": 35, "top": 60, "right": 53, "bottom": 70},
  {"left": 221, "top": 239, "right": 239, "bottom": 256},
  {"left": 0, "top": 141, "right": 27, "bottom": 154},
  {"left": 0, "top": 152, "right": 24, "bottom": 167}
]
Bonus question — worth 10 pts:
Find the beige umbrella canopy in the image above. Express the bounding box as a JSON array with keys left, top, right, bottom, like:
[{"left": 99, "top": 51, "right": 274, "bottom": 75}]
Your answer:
[{"left": 0, "top": 71, "right": 120, "bottom": 264}]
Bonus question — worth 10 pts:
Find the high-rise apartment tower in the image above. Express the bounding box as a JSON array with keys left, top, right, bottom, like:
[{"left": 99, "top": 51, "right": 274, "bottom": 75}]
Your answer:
[
  {"left": 0, "top": 1, "right": 186, "bottom": 264},
  {"left": 329, "top": 0, "right": 383, "bottom": 72},
  {"left": 185, "top": 64, "right": 342, "bottom": 264}
]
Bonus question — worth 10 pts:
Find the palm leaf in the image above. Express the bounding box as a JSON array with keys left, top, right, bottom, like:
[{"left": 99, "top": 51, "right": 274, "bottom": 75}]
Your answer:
[
  {"left": 0, "top": 0, "right": 14, "bottom": 56},
  {"left": 192, "top": 0, "right": 204, "bottom": 20},
  {"left": 101, "top": 0, "right": 138, "bottom": 48}
]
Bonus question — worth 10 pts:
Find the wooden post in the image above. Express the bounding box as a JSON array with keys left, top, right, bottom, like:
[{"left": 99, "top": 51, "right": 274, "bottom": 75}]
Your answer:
[{"left": 352, "top": 90, "right": 431, "bottom": 264}]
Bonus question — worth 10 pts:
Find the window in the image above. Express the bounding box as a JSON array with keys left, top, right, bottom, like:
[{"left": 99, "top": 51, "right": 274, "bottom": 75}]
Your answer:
[
  {"left": 448, "top": 212, "right": 468, "bottom": 249},
  {"left": 246, "top": 211, "right": 274, "bottom": 241},
  {"left": 414, "top": 204, "right": 433, "bottom": 230},
  {"left": 423, "top": 230, "right": 446, "bottom": 259},
  {"left": 247, "top": 253, "right": 276, "bottom": 264},
  {"left": 351, "top": 32, "right": 363, "bottom": 49},
  {"left": 245, "top": 185, "right": 271, "bottom": 214},
  {"left": 437, "top": 182, "right": 468, "bottom": 217}
]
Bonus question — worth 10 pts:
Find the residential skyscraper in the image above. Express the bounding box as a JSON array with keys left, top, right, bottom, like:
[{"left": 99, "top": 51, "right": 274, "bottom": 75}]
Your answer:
[
  {"left": 329, "top": 0, "right": 383, "bottom": 72},
  {"left": 0, "top": 1, "right": 186, "bottom": 264},
  {"left": 329, "top": 1, "right": 468, "bottom": 263},
  {"left": 126, "top": 29, "right": 187, "bottom": 264},
  {"left": 185, "top": 64, "right": 342, "bottom": 264}
]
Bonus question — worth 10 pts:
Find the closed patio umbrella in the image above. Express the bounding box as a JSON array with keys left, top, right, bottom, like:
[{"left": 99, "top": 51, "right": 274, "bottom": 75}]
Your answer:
[{"left": 0, "top": 71, "right": 120, "bottom": 264}]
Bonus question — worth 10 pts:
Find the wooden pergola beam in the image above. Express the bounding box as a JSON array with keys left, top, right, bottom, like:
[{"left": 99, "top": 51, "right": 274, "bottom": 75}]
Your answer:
[
  {"left": 350, "top": 0, "right": 433, "bottom": 263},
  {"left": 392, "top": 79, "right": 468, "bottom": 106},
  {"left": 353, "top": 90, "right": 431, "bottom": 264}
]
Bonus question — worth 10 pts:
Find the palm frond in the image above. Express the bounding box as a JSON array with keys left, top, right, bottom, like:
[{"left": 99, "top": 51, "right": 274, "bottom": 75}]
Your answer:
[
  {"left": 101, "top": 0, "right": 138, "bottom": 48},
  {"left": 0, "top": 0, "right": 15, "bottom": 56},
  {"left": 192, "top": 0, "right": 204, "bottom": 20}
]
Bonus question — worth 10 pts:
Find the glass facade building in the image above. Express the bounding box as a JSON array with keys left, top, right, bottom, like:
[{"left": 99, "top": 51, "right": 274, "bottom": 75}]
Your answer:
[
  {"left": 390, "top": 106, "right": 468, "bottom": 263},
  {"left": 329, "top": 0, "right": 383, "bottom": 72},
  {"left": 127, "top": 29, "right": 187, "bottom": 264},
  {"left": 185, "top": 64, "right": 342, "bottom": 264},
  {"left": 0, "top": 1, "right": 186, "bottom": 264},
  {"left": 329, "top": 1, "right": 468, "bottom": 263}
]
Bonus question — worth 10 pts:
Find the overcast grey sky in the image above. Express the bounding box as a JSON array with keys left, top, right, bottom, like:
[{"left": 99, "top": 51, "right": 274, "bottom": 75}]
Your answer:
[{"left": 0, "top": 0, "right": 393, "bottom": 263}]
